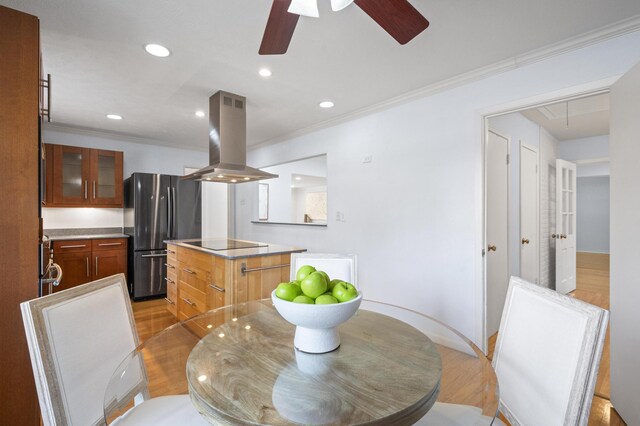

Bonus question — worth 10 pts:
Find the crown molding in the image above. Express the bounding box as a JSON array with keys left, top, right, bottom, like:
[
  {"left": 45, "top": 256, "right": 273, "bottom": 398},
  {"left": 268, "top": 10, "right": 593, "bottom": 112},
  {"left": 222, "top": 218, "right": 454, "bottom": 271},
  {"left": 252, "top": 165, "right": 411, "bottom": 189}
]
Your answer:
[
  {"left": 250, "top": 15, "right": 640, "bottom": 151},
  {"left": 43, "top": 122, "right": 208, "bottom": 152}
]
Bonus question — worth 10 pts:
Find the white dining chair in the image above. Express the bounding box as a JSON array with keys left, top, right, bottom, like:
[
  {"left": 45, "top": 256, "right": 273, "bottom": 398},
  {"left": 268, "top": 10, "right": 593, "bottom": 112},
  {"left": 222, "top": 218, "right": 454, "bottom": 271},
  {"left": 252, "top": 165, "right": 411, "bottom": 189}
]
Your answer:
[
  {"left": 418, "top": 276, "right": 609, "bottom": 426},
  {"left": 21, "top": 273, "right": 207, "bottom": 426},
  {"left": 290, "top": 252, "right": 357, "bottom": 287}
]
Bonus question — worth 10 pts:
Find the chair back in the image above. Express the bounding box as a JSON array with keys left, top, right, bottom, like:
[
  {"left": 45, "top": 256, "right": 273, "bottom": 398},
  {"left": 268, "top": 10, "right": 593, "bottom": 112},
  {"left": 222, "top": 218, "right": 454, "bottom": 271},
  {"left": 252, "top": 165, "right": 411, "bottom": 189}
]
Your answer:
[
  {"left": 493, "top": 277, "right": 608, "bottom": 426},
  {"left": 21, "top": 274, "right": 144, "bottom": 426},
  {"left": 290, "top": 253, "right": 357, "bottom": 287}
]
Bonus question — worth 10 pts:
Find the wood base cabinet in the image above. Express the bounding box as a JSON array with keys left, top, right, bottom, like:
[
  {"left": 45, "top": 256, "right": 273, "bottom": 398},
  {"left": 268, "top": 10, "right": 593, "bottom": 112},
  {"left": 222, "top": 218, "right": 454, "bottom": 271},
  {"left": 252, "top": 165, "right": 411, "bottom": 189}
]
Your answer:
[
  {"left": 52, "top": 238, "right": 127, "bottom": 292},
  {"left": 166, "top": 244, "right": 292, "bottom": 325}
]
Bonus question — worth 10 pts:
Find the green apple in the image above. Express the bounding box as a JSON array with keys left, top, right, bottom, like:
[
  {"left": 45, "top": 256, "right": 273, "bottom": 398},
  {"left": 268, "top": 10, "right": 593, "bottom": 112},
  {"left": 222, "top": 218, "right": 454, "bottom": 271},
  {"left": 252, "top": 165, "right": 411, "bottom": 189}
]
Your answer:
[
  {"left": 275, "top": 282, "right": 302, "bottom": 302},
  {"left": 290, "top": 280, "right": 301, "bottom": 288},
  {"left": 332, "top": 281, "right": 358, "bottom": 302},
  {"left": 316, "top": 270, "right": 330, "bottom": 285},
  {"left": 315, "top": 294, "right": 338, "bottom": 304},
  {"left": 292, "top": 295, "right": 314, "bottom": 304},
  {"left": 328, "top": 279, "right": 344, "bottom": 291},
  {"left": 296, "top": 265, "right": 316, "bottom": 281},
  {"left": 300, "top": 272, "right": 328, "bottom": 299}
]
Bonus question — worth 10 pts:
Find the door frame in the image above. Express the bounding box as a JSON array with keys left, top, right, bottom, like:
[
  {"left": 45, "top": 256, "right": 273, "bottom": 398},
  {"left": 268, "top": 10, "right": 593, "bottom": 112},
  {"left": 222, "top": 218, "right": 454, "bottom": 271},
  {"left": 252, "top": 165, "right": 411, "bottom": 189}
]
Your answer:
[
  {"left": 519, "top": 141, "right": 540, "bottom": 284},
  {"left": 478, "top": 76, "right": 618, "bottom": 353},
  {"left": 484, "top": 128, "right": 510, "bottom": 339}
]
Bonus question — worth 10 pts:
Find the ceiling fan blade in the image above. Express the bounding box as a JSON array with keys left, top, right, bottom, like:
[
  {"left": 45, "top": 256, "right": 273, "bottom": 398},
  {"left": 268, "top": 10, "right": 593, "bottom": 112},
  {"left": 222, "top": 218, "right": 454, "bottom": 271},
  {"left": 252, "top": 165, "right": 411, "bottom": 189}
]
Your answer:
[
  {"left": 259, "top": 0, "right": 300, "bottom": 55},
  {"left": 354, "top": 0, "right": 429, "bottom": 45},
  {"left": 289, "top": 0, "right": 319, "bottom": 18}
]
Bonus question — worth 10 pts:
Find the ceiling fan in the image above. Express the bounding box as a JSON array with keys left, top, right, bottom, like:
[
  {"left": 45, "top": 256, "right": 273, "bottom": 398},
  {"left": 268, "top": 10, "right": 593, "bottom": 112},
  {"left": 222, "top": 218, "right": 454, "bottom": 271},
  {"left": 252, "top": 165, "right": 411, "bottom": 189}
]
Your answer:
[{"left": 259, "top": 0, "right": 429, "bottom": 55}]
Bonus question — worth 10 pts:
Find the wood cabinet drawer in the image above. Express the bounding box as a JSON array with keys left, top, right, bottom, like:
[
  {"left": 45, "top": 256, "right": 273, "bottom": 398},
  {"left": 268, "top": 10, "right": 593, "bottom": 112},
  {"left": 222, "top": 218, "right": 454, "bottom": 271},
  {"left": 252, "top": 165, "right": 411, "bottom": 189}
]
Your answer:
[
  {"left": 166, "top": 280, "right": 178, "bottom": 317},
  {"left": 179, "top": 264, "right": 210, "bottom": 294},
  {"left": 166, "top": 244, "right": 178, "bottom": 262},
  {"left": 177, "top": 247, "right": 214, "bottom": 271},
  {"left": 165, "top": 272, "right": 177, "bottom": 287},
  {"left": 179, "top": 284, "right": 206, "bottom": 318},
  {"left": 165, "top": 259, "right": 178, "bottom": 274},
  {"left": 206, "top": 281, "right": 226, "bottom": 311},
  {"left": 52, "top": 240, "right": 92, "bottom": 253},
  {"left": 92, "top": 238, "right": 127, "bottom": 251}
]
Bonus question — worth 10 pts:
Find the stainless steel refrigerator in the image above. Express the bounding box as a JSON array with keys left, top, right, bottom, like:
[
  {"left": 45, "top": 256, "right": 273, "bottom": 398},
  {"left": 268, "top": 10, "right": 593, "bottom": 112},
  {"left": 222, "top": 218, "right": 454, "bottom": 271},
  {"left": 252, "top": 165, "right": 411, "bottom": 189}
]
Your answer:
[{"left": 124, "top": 173, "right": 202, "bottom": 300}]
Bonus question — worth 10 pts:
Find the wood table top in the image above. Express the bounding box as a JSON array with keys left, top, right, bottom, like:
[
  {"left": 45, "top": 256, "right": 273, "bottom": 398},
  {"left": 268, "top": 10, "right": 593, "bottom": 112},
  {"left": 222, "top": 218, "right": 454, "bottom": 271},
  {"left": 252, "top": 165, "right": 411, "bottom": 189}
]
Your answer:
[{"left": 186, "top": 306, "right": 442, "bottom": 425}]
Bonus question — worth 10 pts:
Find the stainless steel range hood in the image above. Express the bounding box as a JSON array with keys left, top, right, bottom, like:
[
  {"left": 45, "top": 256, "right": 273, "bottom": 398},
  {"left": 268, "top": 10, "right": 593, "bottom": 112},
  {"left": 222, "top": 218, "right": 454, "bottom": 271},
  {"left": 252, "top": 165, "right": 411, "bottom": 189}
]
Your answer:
[{"left": 183, "top": 90, "right": 278, "bottom": 183}]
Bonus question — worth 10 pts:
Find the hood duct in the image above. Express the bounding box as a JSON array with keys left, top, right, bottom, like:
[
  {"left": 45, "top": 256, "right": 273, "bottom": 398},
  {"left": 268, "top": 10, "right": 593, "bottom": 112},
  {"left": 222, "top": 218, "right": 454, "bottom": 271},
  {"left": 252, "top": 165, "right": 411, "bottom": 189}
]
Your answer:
[{"left": 183, "top": 90, "right": 278, "bottom": 183}]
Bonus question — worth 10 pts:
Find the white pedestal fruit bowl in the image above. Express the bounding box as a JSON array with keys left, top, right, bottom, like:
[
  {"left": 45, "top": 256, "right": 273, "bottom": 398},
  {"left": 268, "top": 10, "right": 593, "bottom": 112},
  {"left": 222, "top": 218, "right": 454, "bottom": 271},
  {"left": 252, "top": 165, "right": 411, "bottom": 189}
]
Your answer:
[{"left": 271, "top": 290, "right": 362, "bottom": 354}]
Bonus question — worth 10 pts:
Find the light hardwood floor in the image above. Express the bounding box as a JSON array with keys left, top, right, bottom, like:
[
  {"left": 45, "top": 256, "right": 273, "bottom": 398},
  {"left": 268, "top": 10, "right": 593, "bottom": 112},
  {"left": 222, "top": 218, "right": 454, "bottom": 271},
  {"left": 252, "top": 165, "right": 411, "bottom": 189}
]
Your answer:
[
  {"left": 487, "top": 253, "right": 626, "bottom": 426},
  {"left": 131, "top": 254, "right": 625, "bottom": 425}
]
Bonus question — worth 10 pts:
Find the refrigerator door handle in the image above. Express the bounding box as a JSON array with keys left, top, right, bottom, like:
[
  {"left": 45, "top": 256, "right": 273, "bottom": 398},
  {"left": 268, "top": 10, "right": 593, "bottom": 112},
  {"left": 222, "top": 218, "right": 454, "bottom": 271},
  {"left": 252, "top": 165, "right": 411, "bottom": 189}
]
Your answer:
[
  {"left": 167, "top": 186, "right": 172, "bottom": 239},
  {"left": 172, "top": 186, "right": 177, "bottom": 240}
]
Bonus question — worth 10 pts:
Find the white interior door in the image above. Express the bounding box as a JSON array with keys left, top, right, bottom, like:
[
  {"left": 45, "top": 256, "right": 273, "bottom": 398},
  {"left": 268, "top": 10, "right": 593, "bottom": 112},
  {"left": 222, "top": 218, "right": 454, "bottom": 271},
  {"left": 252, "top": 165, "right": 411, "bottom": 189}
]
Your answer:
[
  {"left": 610, "top": 60, "right": 640, "bottom": 426},
  {"left": 486, "top": 130, "right": 509, "bottom": 338},
  {"left": 555, "top": 159, "right": 577, "bottom": 294},
  {"left": 520, "top": 143, "right": 539, "bottom": 283}
]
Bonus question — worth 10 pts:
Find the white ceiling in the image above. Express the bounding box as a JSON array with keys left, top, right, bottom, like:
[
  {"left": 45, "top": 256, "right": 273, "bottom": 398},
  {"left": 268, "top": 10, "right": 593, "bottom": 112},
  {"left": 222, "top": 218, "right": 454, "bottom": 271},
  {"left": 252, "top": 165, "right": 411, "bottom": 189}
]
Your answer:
[
  {"left": 521, "top": 93, "right": 610, "bottom": 141},
  {"left": 3, "top": 0, "right": 640, "bottom": 151}
]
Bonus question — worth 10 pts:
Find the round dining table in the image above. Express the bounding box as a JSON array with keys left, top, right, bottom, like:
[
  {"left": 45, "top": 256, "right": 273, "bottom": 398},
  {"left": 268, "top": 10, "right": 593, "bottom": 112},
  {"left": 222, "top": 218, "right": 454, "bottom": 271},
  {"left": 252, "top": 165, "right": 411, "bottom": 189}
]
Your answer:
[{"left": 104, "top": 299, "right": 498, "bottom": 425}]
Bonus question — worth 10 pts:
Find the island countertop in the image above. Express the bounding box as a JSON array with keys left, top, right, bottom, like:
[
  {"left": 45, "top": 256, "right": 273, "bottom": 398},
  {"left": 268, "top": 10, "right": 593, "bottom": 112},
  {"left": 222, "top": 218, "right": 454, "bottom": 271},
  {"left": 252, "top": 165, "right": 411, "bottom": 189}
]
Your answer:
[{"left": 164, "top": 238, "right": 305, "bottom": 260}]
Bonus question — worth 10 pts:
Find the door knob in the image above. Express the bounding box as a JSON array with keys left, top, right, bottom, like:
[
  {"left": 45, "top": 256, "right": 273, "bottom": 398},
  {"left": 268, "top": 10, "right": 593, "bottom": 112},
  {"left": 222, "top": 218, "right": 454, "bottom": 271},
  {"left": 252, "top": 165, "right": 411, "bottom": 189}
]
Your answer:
[
  {"left": 560, "top": 234, "right": 567, "bottom": 239},
  {"left": 487, "top": 245, "right": 497, "bottom": 252},
  {"left": 551, "top": 234, "right": 557, "bottom": 239},
  {"left": 521, "top": 238, "right": 530, "bottom": 245}
]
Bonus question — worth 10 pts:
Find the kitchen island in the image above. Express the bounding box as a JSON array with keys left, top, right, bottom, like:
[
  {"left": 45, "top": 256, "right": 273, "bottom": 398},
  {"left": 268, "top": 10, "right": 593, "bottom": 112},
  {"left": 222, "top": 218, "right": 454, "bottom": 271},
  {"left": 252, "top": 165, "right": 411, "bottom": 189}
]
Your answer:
[{"left": 164, "top": 238, "right": 305, "bottom": 321}]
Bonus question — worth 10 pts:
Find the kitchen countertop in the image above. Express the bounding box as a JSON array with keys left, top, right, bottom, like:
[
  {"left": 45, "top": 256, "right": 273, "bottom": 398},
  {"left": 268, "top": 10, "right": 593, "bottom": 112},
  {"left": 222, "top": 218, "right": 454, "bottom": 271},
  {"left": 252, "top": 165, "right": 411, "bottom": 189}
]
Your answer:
[
  {"left": 165, "top": 238, "right": 305, "bottom": 260},
  {"left": 46, "top": 233, "right": 128, "bottom": 241},
  {"left": 44, "top": 227, "right": 128, "bottom": 242}
]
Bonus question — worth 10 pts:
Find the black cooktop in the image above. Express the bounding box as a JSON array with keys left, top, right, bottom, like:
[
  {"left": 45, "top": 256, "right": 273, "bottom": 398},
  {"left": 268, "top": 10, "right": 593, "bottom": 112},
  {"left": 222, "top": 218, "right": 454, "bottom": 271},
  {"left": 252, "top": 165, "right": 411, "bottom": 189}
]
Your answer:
[{"left": 187, "top": 239, "right": 267, "bottom": 251}]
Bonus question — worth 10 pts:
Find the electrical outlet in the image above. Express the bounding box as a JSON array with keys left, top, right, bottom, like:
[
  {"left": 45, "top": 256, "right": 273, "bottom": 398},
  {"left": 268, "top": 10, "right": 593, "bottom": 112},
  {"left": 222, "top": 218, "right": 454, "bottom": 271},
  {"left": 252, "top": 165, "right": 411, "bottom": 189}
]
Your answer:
[
  {"left": 240, "top": 198, "right": 246, "bottom": 206},
  {"left": 362, "top": 155, "right": 373, "bottom": 164}
]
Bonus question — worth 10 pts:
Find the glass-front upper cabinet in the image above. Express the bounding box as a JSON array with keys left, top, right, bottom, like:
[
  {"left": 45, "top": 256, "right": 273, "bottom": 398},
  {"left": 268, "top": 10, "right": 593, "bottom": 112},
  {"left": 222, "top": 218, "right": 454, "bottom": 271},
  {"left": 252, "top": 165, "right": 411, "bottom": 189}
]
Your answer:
[
  {"left": 90, "top": 149, "right": 123, "bottom": 206},
  {"left": 48, "top": 144, "right": 123, "bottom": 207},
  {"left": 52, "top": 145, "right": 91, "bottom": 205}
]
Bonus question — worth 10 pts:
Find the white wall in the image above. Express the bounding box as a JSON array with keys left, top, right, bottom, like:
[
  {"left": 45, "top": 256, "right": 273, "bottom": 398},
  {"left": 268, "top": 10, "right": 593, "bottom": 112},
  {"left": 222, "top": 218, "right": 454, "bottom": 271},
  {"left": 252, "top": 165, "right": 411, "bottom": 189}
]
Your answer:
[
  {"left": 610, "top": 60, "right": 640, "bottom": 426},
  {"left": 559, "top": 135, "right": 611, "bottom": 254},
  {"left": 539, "top": 129, "right": 559, "bottom": 289},
  {"left": 42, "top": 128, "right": 207, "bottom": 229},
  {"left": 559, "top": 135, "right": 610, "bottom": 177},
  {"left": 234, "top": 30, "right": 640, "bottom": 347},
  {"left": 488, "top": 112, "right": 541, "bottom": 280},
  {"left": 576, "top": 176, "right": 610, "bottom": 253}
]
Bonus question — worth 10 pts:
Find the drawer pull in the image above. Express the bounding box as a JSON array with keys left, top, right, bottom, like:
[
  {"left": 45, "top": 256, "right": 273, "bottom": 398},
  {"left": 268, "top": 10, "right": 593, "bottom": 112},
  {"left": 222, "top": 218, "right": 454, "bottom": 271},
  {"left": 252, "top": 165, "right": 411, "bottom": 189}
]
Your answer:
[
  {"left": 98, "top": 242, "right": 122, "bottom": 247},
  {"left": 165, "top": 298, "right": 175, "bottom": 305},
  {"left": 167, "top": 249, "right": 176, "bottom": 254},
  {"left": 209, "top": 284, "right": 225, "bottom": 293},
  {"left": 165, "top": 277, "right": 175, "bottom": 284},
  {"left": 141, "top": 253, "right": 167, "bottom": 258},
  {"left": 183, "top": 268, "right": 196, "bottom": 275},
  {"left": 181, "top": 298, "right": 196, "bottom": 307},
  {"left": 95, "top": 256, "right": 99, "bottom": 276},
  {"left": 165, "top": 263, "right": 175, "bottom": 269},
  {"left": 60, "top": 244, "right": 87, "bottom": 249}
]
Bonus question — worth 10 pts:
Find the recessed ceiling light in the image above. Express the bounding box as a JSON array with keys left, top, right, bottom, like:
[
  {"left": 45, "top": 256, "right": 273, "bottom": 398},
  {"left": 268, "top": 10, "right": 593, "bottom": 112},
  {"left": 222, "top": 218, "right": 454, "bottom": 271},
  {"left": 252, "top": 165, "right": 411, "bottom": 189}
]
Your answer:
[
  {"left": 195, "top": 110, "right": 205, "bottom": 118},
  {"left": 231, "top": 179, "right": 238, "bottom": 183},
  {"left": 243, "top": 177, "right": 250, "bottom": 181},
  {"left": 295, "top": 176, "right": 301, "bottom": 181},
  {"left": 258, "top": 68, "right": 272, "bottom": 77},
  {"left": 144, "top": 43, "right": 171, "bottom": 57},
  {"left": 106, "top": 114, "right": 123, "bottom": 120},
  {"left": 217, "top": 174, "right": 224, "bottom": 178},
  {"left": 319, "top": 101, "right": 334, "bottom": 108}
]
